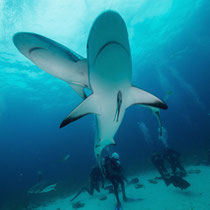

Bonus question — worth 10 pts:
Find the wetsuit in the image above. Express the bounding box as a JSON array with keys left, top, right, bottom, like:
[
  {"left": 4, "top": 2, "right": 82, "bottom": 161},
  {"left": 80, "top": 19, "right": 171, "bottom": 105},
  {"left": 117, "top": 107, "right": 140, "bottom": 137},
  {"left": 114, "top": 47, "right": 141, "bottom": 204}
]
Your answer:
[
  {"left": 103, "top": 156, "right": 127, "bottom": 207},
  {"left": 87, "top": 165, "right": 104, "bottom": 195},
  {"left": 164, "top": 148, "right": 187, "bottom": 177},
  {"left": 71, "top": 165, "right": 104, "bottom": 201},
  {"left": 151, "top": 152, "right": 190, "bottom": 189},
  {"left": 151, "top": 153, "right": 171, "bottom": 186}
]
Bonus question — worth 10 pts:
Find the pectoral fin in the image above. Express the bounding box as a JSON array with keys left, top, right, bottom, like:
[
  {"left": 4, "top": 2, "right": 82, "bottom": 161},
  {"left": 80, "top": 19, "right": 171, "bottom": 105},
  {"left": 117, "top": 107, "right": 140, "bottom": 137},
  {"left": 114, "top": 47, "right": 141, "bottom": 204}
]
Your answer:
[
  {"left": 60, "top": 94, "right": 100, "bottom": 128},
  {"left": 13, "top": 32, "right": 89, "bottom": 86},
  {"left": 126, "top": 86, "right": 168, "bottom": 110}
]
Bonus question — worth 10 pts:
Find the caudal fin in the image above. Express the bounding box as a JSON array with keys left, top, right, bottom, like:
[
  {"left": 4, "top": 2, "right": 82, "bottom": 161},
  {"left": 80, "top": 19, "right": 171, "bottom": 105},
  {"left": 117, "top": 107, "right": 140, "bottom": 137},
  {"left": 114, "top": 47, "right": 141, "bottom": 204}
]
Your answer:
[{"left": 94, "top": 137, "right": 116, "bottom": 173}]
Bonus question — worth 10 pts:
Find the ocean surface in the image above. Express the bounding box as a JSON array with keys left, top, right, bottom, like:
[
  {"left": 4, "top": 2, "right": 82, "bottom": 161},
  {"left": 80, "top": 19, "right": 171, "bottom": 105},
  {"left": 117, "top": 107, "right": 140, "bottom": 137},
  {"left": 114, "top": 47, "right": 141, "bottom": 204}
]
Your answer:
[{"left": 0, "top": 0, "right": 209, "bottom": 209}]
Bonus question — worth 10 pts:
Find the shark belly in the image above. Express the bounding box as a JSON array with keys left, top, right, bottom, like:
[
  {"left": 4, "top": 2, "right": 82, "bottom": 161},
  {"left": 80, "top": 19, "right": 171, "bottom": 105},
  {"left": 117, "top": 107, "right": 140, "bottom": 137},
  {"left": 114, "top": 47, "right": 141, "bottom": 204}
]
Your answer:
[
  {"left": 90, "top": 42, "right": 131, "bottom": 92},
  {"left": 95, "top": 97, "right": 126, "bottom": 140},
  {"left": 86, "top": 11, "right": 133, "bottom": 164},
  {"left": 89, "top": 34, "right": 132, "bottom": 148}
]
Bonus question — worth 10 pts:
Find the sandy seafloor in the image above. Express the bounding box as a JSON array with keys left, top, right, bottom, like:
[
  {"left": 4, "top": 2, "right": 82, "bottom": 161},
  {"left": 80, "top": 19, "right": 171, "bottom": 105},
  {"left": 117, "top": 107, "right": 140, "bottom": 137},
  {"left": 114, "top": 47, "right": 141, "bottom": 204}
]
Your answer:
[{"left": 34, "top": 165, "right": 210, "bottom": 210}]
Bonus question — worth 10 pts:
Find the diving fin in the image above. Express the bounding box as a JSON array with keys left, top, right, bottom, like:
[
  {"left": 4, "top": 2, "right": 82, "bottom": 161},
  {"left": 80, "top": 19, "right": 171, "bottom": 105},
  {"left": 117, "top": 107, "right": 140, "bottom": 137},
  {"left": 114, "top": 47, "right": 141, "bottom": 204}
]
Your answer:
[{"left": 170, "top": 176, "right": 191, "bottom": 190}]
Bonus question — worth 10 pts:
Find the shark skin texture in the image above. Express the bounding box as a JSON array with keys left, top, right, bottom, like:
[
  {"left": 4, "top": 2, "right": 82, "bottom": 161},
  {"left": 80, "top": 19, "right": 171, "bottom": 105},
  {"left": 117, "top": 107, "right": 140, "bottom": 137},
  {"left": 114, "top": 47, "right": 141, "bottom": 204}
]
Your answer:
[{"left": 13, "top": 11, "right": 168, "bottom": 168}]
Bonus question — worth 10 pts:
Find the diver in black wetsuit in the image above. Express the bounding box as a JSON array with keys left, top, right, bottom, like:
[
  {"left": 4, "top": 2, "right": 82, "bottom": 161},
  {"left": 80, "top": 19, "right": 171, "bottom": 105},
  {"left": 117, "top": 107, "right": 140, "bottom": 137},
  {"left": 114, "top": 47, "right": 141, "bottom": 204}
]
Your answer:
[
  {"left": 88, "top": 165, "right": 104, "bottom": 194},
  {"left": 71, "top": 165, "right": 104, "bottom": 201},
  {"left": 151, "top": 152, "right": 171, "bottom": 186},
  {"left": 151, "top": 151, "right": 190, "bottom": 190},
  {"left": 103, "top": 152, "right": 128, "bottom": 208},
  {"left": 163, "top": 148, "right": 187, "bottom": 177}
]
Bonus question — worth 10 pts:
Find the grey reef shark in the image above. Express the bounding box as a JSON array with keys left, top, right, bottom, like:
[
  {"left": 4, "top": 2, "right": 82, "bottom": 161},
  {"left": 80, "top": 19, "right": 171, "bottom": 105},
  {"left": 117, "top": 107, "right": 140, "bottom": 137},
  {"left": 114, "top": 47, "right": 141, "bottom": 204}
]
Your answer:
[{"left": 13, "top": 11, "right": 168, "bottom": 167}]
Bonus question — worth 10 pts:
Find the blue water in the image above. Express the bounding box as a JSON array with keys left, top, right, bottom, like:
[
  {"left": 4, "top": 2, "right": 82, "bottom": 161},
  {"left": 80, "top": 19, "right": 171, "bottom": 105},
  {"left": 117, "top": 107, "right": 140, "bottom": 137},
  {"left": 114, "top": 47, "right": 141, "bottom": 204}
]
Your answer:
[{"left": 0, "top": 0, "right": 209, "bottom": 209}]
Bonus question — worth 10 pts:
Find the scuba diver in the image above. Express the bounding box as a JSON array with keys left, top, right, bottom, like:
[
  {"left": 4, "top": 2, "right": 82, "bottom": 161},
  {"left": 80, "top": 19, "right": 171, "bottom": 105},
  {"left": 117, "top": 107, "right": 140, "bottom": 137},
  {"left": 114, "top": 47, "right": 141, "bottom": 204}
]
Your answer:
[
  {"left": 71, "top": 165, "right": 104, "bottom": 201},
  {"left": 163, "top": 148, "right": 187, "bottom": 177},
  {"left": 103, "top": 152, "right": 130, "bottom": 209},
  {"left": 151, "top": 151, "right": 190, "bottom": 190},
  {"left": 151, "top": 152, "right": 171, "bottom": 186}
]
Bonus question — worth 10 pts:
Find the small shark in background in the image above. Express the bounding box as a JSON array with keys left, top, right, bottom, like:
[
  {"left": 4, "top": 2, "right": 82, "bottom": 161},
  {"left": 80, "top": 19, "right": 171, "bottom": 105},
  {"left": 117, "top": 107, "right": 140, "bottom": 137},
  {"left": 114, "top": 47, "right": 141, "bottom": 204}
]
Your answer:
[
  {"left": 145, "top": 91, "right": 172, "bottom": 137},
  {"left": 13, "top": 11, "right": 168, "bottom": 167},
  {"left": 147, "top": 106, "right": 163, "bottom": 136}
]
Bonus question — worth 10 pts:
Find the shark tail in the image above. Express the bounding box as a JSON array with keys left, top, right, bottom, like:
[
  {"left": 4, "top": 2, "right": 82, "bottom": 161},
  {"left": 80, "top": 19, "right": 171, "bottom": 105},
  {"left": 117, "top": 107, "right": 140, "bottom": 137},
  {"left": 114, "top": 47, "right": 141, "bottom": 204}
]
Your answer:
[
  {"left": 96, "top": 138, "right": 116, "bottom": 148},
  {"left": 126, "top": 86, "right": 168, "bottom": 110},
  {"left": 60, "top": 94, "right": 99, "bottom": 128},
  {"left": 95, "top": 138, "right": 116, "bottom": 175}
]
